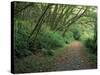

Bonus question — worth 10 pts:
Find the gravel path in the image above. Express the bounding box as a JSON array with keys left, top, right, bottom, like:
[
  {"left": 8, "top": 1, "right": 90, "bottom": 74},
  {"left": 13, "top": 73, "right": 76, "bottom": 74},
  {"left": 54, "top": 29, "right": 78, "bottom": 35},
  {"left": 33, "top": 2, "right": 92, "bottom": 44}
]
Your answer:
[{"left": 53, "top": 41, "right": 97, "bottom": 71}]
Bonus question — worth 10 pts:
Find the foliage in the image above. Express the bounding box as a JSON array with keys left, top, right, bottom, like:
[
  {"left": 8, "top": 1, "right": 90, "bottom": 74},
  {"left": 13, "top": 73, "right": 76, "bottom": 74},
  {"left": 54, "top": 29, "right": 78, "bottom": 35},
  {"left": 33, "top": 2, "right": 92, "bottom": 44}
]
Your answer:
[
  {"left": 85, "top": 38, "right": 97, "bottom": 55},
  {"left": 28, "top": 31, "right": 65, "bottom": 55},
  {"left": 63, "top": 31, "right": 75, "bottom": 43},
  {"left": 13, "top": 2, "right": 97, "bottom": 73},
  {"left": 39, "top": 31, "right": 65, "bottom": 49},
  {"left": 14, "top": 20, "right": 33, "bottom": 58}
]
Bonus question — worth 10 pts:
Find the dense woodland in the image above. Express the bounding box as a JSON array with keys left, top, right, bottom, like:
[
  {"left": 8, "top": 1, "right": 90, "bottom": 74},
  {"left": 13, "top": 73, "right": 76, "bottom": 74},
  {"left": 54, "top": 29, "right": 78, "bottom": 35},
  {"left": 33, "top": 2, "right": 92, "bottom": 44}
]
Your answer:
[{"left": 13, "top": 2, "right": 97, "bottom": 73}]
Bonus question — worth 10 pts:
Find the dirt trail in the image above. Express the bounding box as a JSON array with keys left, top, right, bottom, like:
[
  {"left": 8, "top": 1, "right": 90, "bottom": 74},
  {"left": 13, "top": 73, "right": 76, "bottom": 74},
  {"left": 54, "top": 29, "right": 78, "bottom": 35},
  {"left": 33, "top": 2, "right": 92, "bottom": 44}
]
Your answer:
[{"left": 53, "top": 41, "right": 97, "bottom": 71}]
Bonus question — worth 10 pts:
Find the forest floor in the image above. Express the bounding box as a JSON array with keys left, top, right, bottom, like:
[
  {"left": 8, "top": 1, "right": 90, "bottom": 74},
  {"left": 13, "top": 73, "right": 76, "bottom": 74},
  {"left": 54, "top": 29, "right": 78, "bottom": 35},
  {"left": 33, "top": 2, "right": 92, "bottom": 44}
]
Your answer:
[
  {"left": 15, "top": 41, "right": 97, "bottom": 73},
  {"left": 52, "top": 40, "right": 97, "bottom": 71}
]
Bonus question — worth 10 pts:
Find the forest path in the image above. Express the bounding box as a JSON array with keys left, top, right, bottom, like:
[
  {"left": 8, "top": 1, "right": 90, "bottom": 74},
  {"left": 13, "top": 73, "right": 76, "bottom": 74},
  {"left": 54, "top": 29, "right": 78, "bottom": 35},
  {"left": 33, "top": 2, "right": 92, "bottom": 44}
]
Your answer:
[{"left": 53, "top": 41, "right": 96, "bottom": 71}]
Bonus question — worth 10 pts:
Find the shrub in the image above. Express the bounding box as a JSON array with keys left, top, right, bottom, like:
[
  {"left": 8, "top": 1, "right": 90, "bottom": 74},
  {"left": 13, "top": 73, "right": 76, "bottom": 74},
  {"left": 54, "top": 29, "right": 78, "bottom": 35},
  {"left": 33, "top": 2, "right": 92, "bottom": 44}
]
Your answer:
[
  {"left": 63, "top": 31, "right": 75, "bottom": 43},
  {"left": 38, "top": 31, "right": 65, "bottom": 49},
  {"left": 14, "top": 20, "right": 32, "bottom": 58},
  {"left": 42, "top": 48, "right": 55, "bottom": 56},
  {"left": 85, "top": 38, "right": 97, "bottom": 54},
  {"left": 15, "top": 19, "right": 65, "bottom": 57},
  {"left": 29, "top": 31, "right": 65, "bottom": 55},
  {"left": 73, "top": 31, "right": 80, "bottom": 40}
]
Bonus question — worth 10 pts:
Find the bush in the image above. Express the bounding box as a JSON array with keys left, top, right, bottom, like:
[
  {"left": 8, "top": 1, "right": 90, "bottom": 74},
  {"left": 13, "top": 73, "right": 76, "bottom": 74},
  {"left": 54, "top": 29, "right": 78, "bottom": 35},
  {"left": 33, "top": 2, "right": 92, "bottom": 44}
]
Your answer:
[
  {"left": 39, "top": 31, "right": 65, "bottom": 49},
  {"left": 73, "top": 31, "right": 80, "bottom": 40},
  {"left": 29, "top": 31, "right": 65, "bottom": 55},
  {"left": 15, "top": 19, "right": 65, "bottom": 57},
  {"left": 14, "top": 20, "right": 32, "bottom": 58},
  {"left": 15, "top": 49, "right": 32, "bottom": 57},
  {"left": 63, "top": 31, "right": 75, "bottom": 43},
  {"left": 42, "top": 48, "right": 55, "bottom": 56},
  {"left": 85, "top": 38, "right": 97, "bottom": 54}
]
